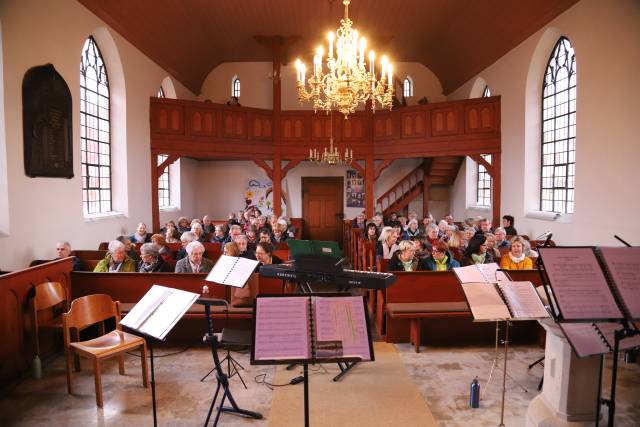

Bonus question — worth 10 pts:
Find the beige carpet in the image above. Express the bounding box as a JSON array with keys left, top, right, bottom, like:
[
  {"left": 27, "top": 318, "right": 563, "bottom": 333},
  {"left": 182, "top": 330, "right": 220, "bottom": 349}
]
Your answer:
[{"left": 268, "top": 342, "right": 437, "bottom": 427}]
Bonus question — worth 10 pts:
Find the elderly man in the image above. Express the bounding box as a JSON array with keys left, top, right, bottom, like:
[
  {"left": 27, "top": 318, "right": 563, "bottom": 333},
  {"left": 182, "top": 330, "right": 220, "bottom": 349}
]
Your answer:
[
  {"left": 234, "top": 234, "right": 256, "bottom": 260},
  {"left": 116, "top": 235, "right": 140, "bottom": 261},
  {"left": 138, "top": 243, "right": 172, "bottom": 272},
  {"left": 202, "top": 215, "right": 214, "bottom": 235},
  {"left": 54, "top": 241, "right": 83, "bottom": 271},
  {"left": 175, "top": 241, "right": 214, "bottom": 273},
  {"left": 224, "top": 224, "right": 243, "bottom": 244},
  {"left": 93, "top": 240, "right": 137, "bottom": 272},
  {"left": 176, "top": 231, "right": 197, "bottom": 260},
  {"left": 129, "top": 222, "right": 152, "bottom": 244}
]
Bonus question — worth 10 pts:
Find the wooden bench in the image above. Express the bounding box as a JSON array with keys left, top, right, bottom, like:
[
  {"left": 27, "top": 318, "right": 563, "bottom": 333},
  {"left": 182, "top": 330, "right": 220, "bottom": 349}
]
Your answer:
[{"left": 386, "top": 302, "right": 470, "bottom": 352}]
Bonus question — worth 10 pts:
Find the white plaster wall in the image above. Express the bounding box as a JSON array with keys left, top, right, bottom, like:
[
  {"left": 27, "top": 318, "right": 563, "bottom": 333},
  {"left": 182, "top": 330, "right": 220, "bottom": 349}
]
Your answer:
[
  {"left": 200, "top": 61, "right": 445, "bottom": 110},
  {"left": 0, "top": 0, "right": 195, "bottom": 270},
  {"left": 448, "top": 0, "right": 640, "bottom": 245}
]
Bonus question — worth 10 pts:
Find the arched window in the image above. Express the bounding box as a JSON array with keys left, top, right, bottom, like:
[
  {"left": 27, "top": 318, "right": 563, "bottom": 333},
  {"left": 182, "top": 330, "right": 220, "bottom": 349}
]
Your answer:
[
  {"left": 403, "top": 76, "right": 413, "bottom": 98},
  {"left": 80, "top": 36, "right": 111, "bottom": 215},
  {"left": 541, "top": 37, "right": 576, "bottom": 214},
  {"left": 482, "top": 86, "right": 491, "bottom": 97},
  {"left": 232, "top": 77, "right": 240, "bottom": 98},
  {"left": 477, "top": 154, "right": 492, "bottom": 206},
  {"left": 157, "top": 86, "right": 165, "bottom": 98},
  {"left": 157, "top": 154, "right": 170, "bottom": 207}
]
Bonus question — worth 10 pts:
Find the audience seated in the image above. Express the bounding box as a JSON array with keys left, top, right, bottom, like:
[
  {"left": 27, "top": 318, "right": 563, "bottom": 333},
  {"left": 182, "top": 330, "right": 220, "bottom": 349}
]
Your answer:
[
  {"left": 363, "top": 222, "right": 379, "bottom": 243},
  {"left": 502, "top": 214, "right": 518, "bottom": 235},
  {"left": 175, "top": 241, "right": 213, "bottom": 273},
  {"left": 54, "top": 241, "right": 83, "bottom": 271},
  {"left": 255, "top": 242, "right": 282, "bottom": 265},
  {"left": 177, "top": 216, "right": 191, "bottom": 234},
  {"left": 226, "top": 224, "right": 243, "bottom": 244},
  {"left": 176, "top": 231, "right": 197, "bottom": 260},
  {"left": 234, "top": 235, "right": 256, "bottom": 260},
  {"left": 475, "top": 217, "right": 492, "bottom": 235},
  {"left": 116, "top": 235, "right": 140, "bottom": 262},
  {"left": 422, "top": 241, "right": 460, "bottom": 271},
  {"left": 245, "top": 226, "right": 258, "bottom": 247},
  {"left": 223, "top": 241, "right": 240, "bottom": 257},
  {"left": 388, "top": 241, "right": 421, "bottom": 272},
  {"left": 202, "top": 215, "right": 214, "bottom": 235},
  {"left": 129, "top": 222, "right": 151, "bottom": 244},
  {"left": 377, "top": 226, "right": 400, "bottom": 259},
  {"left": 446, "top": 231, "right": 464, "bottom": 260},
  {"left": 138, "top": 243, "right": 172, "bottom": 272},
  {"left": 164, "top": 221, "right": 180, "bottom": 243},
  {"left": 484, "top": 233, "right": 501, "bottom": 260},
  {"left": 191, "top": 223, "right": 207, "bottom": 243},
  {"left": 352, "top": 212, "right": 366, "bottom": 228},
  {"left": 402, "top": 219, "right": 421, "bottom": 240},
  {"left": 209, "top": 225, "right": 226, "bottom": 244},
  {"left": 94, "top": 240, "right": 137, "bottom": 272},
  {"left": 150, "top": 234, "right": 173, "bottom": 265},
  {"left": 424, "top": 223, "right": 440, "bottom": 247},
  {"left": 460, "top": 234, "right": 494, "bottom": 266},
  {"left": 500, "top": 236, "right": 534, "bottom": 270},
  {"left": 494, "top": 227, "right": 510, "bottom": 249},
  {"left": 259, "top": 228, "right": 272, "bottom": 244}
]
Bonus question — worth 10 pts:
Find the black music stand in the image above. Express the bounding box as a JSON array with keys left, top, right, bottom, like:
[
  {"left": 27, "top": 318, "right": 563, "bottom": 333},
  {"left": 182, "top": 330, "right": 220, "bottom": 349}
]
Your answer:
[
  {"left": 251, "top": 294, "right": 374, "bottom": 427},
  {"left": 198, "top": 296, "right": 262, "bottom": 427}
]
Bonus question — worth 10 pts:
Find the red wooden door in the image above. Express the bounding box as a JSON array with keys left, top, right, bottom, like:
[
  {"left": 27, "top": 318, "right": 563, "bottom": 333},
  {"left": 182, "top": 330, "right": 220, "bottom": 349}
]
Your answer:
[{"left": 302, "top": 177, "right": 343, "bottom": 242}]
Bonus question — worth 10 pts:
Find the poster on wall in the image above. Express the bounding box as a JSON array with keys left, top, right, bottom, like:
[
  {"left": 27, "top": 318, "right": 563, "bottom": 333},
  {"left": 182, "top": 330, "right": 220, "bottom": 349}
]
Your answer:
[
  {"left": 244, "top": 179, "right": 287, "bottom": 216},
  {"left": 346, "top": 170, "right": 365, "bottom": 208}
]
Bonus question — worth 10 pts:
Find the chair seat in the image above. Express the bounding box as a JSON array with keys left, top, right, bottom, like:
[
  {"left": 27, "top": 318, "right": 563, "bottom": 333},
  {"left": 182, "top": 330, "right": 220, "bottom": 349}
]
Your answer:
[{"left": 70, "top": 330, "right": 145, "bottom": 358}]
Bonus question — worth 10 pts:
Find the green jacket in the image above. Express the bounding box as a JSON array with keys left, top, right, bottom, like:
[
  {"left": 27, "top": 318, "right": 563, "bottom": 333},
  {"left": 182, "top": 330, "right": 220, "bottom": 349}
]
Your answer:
[{"left": 93, "top": 253, "right": 137, "bottom": 272}]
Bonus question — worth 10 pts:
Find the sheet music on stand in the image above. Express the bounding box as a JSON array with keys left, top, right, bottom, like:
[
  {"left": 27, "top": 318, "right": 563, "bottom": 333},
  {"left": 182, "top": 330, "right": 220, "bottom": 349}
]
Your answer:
[
  {"left": 121, "top": 285, "right": 199, "bottom": 340},
  {"left": 205, "top": 255, "right": 260, "bottom": 288}
]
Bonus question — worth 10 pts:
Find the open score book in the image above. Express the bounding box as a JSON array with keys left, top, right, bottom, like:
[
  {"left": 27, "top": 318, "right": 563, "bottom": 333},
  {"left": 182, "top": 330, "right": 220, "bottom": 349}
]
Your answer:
[{"left": 251, "top": 295, "right": 373, "bottom": 364}]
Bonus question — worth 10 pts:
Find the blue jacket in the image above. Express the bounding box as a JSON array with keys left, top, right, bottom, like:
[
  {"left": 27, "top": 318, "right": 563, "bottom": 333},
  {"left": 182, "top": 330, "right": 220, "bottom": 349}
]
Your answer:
[{"left": 421, "top": 252, "right": 460, "bottom": 271}]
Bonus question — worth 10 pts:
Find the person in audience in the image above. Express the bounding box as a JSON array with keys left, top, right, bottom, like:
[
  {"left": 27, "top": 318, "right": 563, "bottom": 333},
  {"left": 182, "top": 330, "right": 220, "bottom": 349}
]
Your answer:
[
  {"left": 94, "top": 240, "right": 137, "bottom": 272},
  {"left": 407, "top": 211, "right": 419, "bottom": 224},
  {"left": 175, "top": 241, "right": 213, "bottom": 273},
  {"left": 241, "top": 210, "right": 252, "bottom": 229},
  {"left": 402, "top": 219, "right": 421, "bottom": 240},
  {"left": 202, "top": 215, "right": 214, "bottom": 235},
  {"left": 234, "top": 235, "right": 256, "bottom": 259},
  {"left": 272, "top": 221, "right": 288, "bottom": 243},
  {"left": 388, "top": 240, "right": 422, "bottom": 272},
  {"left": 352, "top": 212, "right": 366, "bottom": 228},
  {"left": 372, "top": 214, "right": 384, "bottom": 229},
  {"left": 255, "top": 242, "right": 282, "bottom": 265},
  {"left": 259, "top": 228, "right": 273, "bottom": 244},
  {"left": 460, "top": 234, "right": 494, "bottom": 266},
  {"left": 462, "top": 227, "right": 475, "bottom": 250},
  {"left": 424, "top": 223, "right": 440, "bottom": 247},
  {"left": 398, "top": 216, "right": 408, "bottom": 231},
  {"left": 151, "top": 233, "right": 174, "bottom": 266},
  {"left": 191, "top": 223, "right": 207, "bottom": 243},
  {"left": 420, "top": 216, "right": 434, "bottom": 234},
  {"left": 268, "top": 214, "right": 279, "bottom": 231},
  {"left": 422, "top": 241, "right": 460, "bottom": 271},
  {"left": 257, "top": 215, "right": 270, "bottom": 231},
  {"left": 176, "top": 231, "right": 197, "bottom": 260},
  {"left": 223, "top": 241, "right": 240, "bottom": 257},
  {"left": 476, "top": 217, "right": 492, "bottom": 235},
  {"left": 137, "top": 243, "right": 172, "bottom": 272},
  {"left": 484, "top": 233, "right": 501, "bottom": 260},
  {"left": 130, "top": 222, "right": 151, "bottom": 244},
  {"left": 245, "top": 225, "right": 258, "bottom": 248},
  {"left": 177, "top": 216, "right": 191, "bottom": 234},
  {"left": 363, "top": 222, "right": 379, "bottom": 243},
  {"left": 164, "top": 221, "right": 180, "bottom": 241},
  {"left": 437, "top": 220, "right": 448, "bottom": 239},
  {"left": 447, "top": 231, "right": 464, "bottom": 260},
  {"left": 54, "top": 241, "right": 83, "bottom": 271},
  {"left": 376, "top": 226, "right": 400, "bottom": 259},
  {"left": 227, "top": 212, "right": 239, "bottom": 226},
  {"left": 443, "top": 225, "right": 456, "bottom": 242},
  {"left": 209, "top": 224, "right": 227, "bottom": 243},
  {"left": 285, "top": 217, "right": 297, "bottom": 239},
  {"left": 494, "top": 227, "right": 511, "bottom": 249},
  {"left": 116, "top": 235, "right": 140, "bottom": 261},
  {"left": 500, "top": 236, "right": 534, "bottom": 270},
  {"left": 413, "top": 239, "right": 429, "bottom": 261},
  {"left": 502, "top": 215, "right": 517, "bottom": 235},
  {"left": 225, "top": 224, "right": 243, "bottom": 244},
  {"left": 385, "top": 212, "right": 398, "bottom": 226},
  {"left": 444, "top": 215, "right": 455, "bottom": 226}
]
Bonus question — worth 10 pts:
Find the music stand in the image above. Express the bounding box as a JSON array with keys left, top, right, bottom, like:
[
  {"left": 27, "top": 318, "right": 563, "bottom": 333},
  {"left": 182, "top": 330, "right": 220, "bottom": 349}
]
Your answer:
[{"left": 120, "top": 285, "right": 200, "bottom": 427}]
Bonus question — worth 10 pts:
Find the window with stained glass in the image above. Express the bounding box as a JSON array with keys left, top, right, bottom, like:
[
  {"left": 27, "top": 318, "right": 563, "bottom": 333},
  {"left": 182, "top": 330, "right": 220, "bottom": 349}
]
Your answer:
[
  {"left": 80, "top": 36, "right": 111, "bottom": 215},
  {"left": 541, "top": 37, "right": 577, "bottom": 214}
]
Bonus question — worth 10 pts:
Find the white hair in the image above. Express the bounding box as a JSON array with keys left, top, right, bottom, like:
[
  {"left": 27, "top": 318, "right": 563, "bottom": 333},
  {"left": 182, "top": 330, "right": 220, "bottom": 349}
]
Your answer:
[
  {"left": 56, "top": 241, "right": 71, "bottom": 250},
  {"left": 408, "top": 219, "right": 418, "bottom": 226},
  {"left": 379, "top": 226, "right": 393, "bottom": 242},
  {"left": 140, "top": 243, "right": 160, "bottom": 256},
  {"left": 426, "top": 223, "right": 439, "bottom": 231},
  {"left": 191, "top": 223, "right": 203, "bottom": 231},
  {"left": 108, "top": 240, "right": 125, "bottom": 253},
  {"left": 186, "top": 240, "right": 205, "bottom": 255},
  {"left": 180, "top": 231, "right": 197, "bottom": 243},
  {"left": 398, "top": 240, "right": 416, "bottom": 252}
]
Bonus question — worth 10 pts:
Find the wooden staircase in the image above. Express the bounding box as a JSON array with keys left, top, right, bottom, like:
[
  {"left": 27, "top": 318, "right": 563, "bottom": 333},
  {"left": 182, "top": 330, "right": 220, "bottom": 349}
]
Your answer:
[{"left": 376, "top": 157, "right": 464, "bottom": 216}]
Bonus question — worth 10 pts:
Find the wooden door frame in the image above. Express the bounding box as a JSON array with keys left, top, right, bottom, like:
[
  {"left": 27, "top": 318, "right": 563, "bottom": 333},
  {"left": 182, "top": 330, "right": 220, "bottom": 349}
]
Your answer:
[{"left": 301, "top": 176, "right": 344, "bottom": 241}]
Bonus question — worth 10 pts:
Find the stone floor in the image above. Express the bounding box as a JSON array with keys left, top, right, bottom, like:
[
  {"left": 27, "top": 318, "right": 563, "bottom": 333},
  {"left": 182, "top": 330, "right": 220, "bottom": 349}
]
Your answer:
[{"left": 1, "top": 343, "right": 639, "bottom": 427}]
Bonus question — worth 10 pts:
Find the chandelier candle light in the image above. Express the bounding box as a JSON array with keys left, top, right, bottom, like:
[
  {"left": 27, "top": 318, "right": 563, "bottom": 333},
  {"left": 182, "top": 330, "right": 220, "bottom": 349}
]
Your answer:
[{"left": 295, "top": 0, "right": 394, "bottom": 118}]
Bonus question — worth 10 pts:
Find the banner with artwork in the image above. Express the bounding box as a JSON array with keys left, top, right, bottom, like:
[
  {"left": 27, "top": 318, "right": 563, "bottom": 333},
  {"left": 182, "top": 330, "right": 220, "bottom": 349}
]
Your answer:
[
  {"left": 346, "top": 170, "right": 365, "bottom": 208},
  {"left": 244, "top": 179, "right": 287, "bottom": 216}
]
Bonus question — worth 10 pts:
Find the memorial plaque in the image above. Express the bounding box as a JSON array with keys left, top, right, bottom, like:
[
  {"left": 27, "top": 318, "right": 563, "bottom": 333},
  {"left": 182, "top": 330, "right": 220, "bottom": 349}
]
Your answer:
[{"left": 22, "top": 64, "right": 73, "bottom": 178}]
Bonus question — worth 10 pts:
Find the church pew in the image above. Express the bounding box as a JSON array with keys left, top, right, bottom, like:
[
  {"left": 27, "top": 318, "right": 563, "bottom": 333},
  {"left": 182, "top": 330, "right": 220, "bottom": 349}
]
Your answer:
[
  {"left": 70, "top": 272, "right": 285, "bottom": 341},
  {"left": 379, "top": 270, "right": 544, "bottom": 346},
  {"left": 0, "top": 258, "right": 73, "bottom": 385}
]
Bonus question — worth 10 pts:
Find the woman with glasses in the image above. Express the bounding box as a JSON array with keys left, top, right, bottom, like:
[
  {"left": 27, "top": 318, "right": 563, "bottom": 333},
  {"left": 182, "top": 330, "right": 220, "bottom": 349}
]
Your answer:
[{"left": 422, "top": 241, "right": 460, "bottom": 271}]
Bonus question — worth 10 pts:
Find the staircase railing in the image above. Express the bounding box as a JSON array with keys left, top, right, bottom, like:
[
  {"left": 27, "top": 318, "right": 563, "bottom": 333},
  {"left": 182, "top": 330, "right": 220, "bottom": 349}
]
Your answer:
[{"left": 375, "top": 163, "right": 424, "bottom": 214}]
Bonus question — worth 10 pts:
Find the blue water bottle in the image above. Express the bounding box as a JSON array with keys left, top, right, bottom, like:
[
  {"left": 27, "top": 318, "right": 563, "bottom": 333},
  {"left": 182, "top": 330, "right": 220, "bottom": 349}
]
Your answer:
[{"left": 470, "top": 377, "right": 480, "bottom": 408}]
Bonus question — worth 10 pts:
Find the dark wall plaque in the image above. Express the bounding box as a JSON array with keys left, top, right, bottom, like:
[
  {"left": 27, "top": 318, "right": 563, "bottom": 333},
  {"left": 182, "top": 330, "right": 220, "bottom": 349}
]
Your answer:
[{"left": 22, "top": 64, "right": 73, "bottom": 178}]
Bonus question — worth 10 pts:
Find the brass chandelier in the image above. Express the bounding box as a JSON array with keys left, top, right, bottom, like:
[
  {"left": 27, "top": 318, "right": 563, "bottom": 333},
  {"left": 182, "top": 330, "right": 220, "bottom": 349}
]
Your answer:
[
  {"left": 309, "top": 111, "right": 353, "bottom": 165},
  {"left": 295, "top": 0, "right": 394, "bottom": 118}
]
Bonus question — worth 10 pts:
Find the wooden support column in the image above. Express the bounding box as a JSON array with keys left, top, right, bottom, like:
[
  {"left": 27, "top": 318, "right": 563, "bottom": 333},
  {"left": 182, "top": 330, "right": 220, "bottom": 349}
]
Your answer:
[
  {"left": 491, "top": 152, "right": 501, "bottom": 227},
  {"left": 365, "top": 155, "right": 375, "bottom": 217},
  {"left": 422, "top": 159, "right": 433, "bottom": 217}
]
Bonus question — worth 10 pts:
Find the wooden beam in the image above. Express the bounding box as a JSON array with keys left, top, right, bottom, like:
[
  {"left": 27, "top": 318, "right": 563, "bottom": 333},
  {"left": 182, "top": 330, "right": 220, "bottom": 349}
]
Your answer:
[
  {"left": 254, "top": 160, "right": 273, "bottom": 179},
  {"left": 365, "top": 155, "right": 375, "bottom": 217},
  {"left": 281, "top": 159, "right": 302, "bottom": 178},
  {"left": 375, "top": 159, "right": 393, "bottom": 179},
  {"left": 350, "top": 161, "right": 366, "bottom": 177},
  {"left": 469, "top": 154, "right": 494, "bottom": 177},
  {"left": 158, "top": 154, "right": 178, "bottom": 175},
  {"left": 422, "top": 158, "right": 433, "bottom": 217}
]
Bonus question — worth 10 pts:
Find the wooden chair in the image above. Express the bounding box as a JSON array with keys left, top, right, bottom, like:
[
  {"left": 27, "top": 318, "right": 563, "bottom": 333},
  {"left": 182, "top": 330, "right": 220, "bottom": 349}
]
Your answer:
[
  {"left": 63, "top": 294, "right": 149, "bottom": 407},
  {"left": 33, "top": 282, "right": 69, "bottom": 359}
]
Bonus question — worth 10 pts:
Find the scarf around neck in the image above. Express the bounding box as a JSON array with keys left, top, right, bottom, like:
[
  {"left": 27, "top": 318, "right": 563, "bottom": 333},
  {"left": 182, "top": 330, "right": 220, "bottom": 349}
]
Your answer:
[
  {"left": 471, "top": 253, "right": 486, "bottom": 264},
  {"left": 509, "top": 252, "right": 526, "bottom": 263}
]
